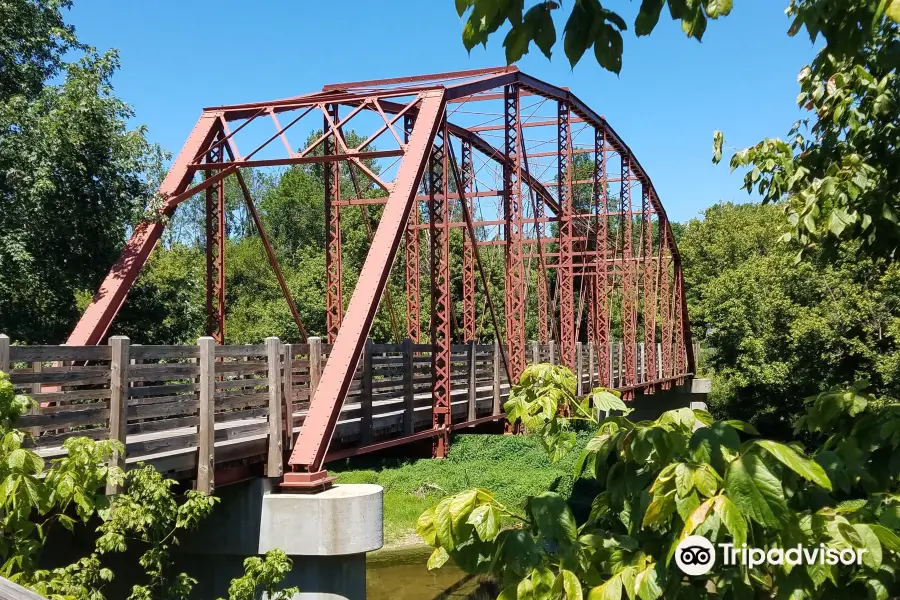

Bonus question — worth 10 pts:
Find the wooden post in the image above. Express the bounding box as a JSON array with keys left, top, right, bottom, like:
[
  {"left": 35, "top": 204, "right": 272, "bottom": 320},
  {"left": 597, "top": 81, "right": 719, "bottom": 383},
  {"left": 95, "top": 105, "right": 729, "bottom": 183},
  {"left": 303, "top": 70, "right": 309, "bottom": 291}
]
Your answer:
[
  {"left": 467, "top": 341, "right": 477, "bottom": 422},
  {"left": 283, "top": 344, "right": 294, "bottom": 449},
  {"left": 548, "top": 340, "right": 556, "bottom": 365},
  {"left": 638, "top": 343, "right": 645, "bottom": 383},
  {"left": 197, "top": 337, "right": 215, "bottom": 494},
  {"left": 402, "top": 338, "right": 415, "bottom": 435},
  {"left": 0, "top": 334, "right": 8, "bottom": 373},
  {"left": 617, "top": 342, "right": 624, "bottom": 386},
  {"left": 106, "top": 336, "right": 129, "bottom": 494},
  {"left": 360, "top": 338, "right": 374, "bottom": 445},
  {"left": 266, "top": 337, "right": 283, "bottom": 478},
  {"left": 531, "top": 340, "right": 539, "bottom": 364},
  {"left": 657, "top": 343, "right": 663, "bottom": 379},
  {"left": 693, "top": 342, "right": 701, "bottom": 373},
  {"left": 576, "top": 342, "right": 583, "bottom": 396},
  {"left": 308, "top": 336, "right": 322, "bottom": 399},
  {"left": 588, "top": 343, "right": 595, "bottom": 390},
  {"left": 492, "top": 339, "right": 501, "bottom": 415}
]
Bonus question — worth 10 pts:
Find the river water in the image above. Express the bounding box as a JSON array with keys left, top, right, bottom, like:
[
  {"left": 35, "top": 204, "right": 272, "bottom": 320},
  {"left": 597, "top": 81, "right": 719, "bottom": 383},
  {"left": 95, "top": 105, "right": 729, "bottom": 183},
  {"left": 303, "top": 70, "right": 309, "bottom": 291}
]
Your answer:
[{"left": 366, "top": 546, "right": 497, "bottom": 600}]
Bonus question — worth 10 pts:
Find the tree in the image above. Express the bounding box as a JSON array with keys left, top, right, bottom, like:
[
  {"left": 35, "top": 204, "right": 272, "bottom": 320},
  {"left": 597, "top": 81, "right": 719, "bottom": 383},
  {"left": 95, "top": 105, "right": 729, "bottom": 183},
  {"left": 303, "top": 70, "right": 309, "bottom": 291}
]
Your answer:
[
  {"left": 420, "top": 364, "right": 900, "bottom": 599},
  {"left": 0, "top": 0, "right": 164, "bottom": 344},
  {"left": 455, "top": 0, "right": 734, "bottom": 73},
  {"left": 680, "top": 202, "right": 900, "bottom": 438},
  {"left": 716, "top": 2, "right": 900, "bottom": 260}
]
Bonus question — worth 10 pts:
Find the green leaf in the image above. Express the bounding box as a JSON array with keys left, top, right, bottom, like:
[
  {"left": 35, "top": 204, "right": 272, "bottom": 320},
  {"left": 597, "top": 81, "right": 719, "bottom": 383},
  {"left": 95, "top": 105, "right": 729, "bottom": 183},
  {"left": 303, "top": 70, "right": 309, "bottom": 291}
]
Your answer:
[
  {"left": 853, "top": 524, "right": 882, "bottom": 569},
  {"left": 434, "top": 497, "right": 455, "bottom": 550},
  {"left": 528, "top": 492, "right": 577, "bottom": 544},
  {"left": 870, "top": 524, "right": 900, "bottom": 553},
  {"left": 503, "top": 25, "right": 531, "bottom": 63},
  {"left": 753, "top": 440, "right": 832, "bottom": 490},
  {"left": 723, "top": 420, "right": 759, "bottom": 435},
  {"left": 713, "top": 495, "right": 747, "bottom": 547},
  {"left": 563, "top": 3, "right": 593, "bottom": 67},
  {"left": 559, "top": 569, "right": 583, "bottom": 600},
  {"left": 703, "top": 0, "right": 733, "bottom": 19},
  {"left": 449, "top": 489, "right": 478, "bottom": 528},
  {"left": 588, "top": 574, "right": 622, "bottom": 600},
  {"left": 887, "top": 0, "right": 900, "bottom": 22},
  {"left": 712, "top": 130, "right": 724, "bottom": 165},
  {"left": 635, "top": 562, "right": 663, "bottom": 600},
  {"left": 642, "top": 492, "right": 675, "bottom": 528},
  {"left": 634, "top": 0, "right": 665, "bottom": 36},
  {"left": 467, "top": 504, "right": 500, "bottom": 542},
  {"left": 593, "top": 24, "right": 624, "bottom": 74},
  {"left": 592, "top": 389, "right": 631, "bottom": 414},
  {"left": 456, "top": 0, "right": 474, "bottom": 17},
  {"left": 427, "top": 546, "right": 450, "bottom": 570},
  {"left": 724, "top": 454, "right": 784, "bottom": 528},
  {"left": 693, "top": 464, "right": 720, "bottom": 497},
  {"left": 416, "top": 507, "right": 437, "bottom": 546},
  {"left": 524, "top": 2, "right": 556, "bottom": 59}
]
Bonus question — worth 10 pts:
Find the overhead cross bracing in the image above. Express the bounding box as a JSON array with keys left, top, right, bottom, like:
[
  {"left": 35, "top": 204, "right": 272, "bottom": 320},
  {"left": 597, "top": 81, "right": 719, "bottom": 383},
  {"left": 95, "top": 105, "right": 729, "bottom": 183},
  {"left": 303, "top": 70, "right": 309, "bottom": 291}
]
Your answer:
[{"left": 66, "top": 66, "right": 695, "bottom": 488}]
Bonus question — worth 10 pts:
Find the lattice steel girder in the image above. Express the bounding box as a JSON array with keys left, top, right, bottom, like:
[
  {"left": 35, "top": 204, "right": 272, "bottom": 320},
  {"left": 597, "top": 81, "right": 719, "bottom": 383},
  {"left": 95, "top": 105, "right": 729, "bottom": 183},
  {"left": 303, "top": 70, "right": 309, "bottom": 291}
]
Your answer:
[
  {"left": 324, "top": 104, "right": 343, "bottom": 344},
  {"left": 461, "top": 141, "right": 476, "bottom": 343},
  {"left": 593, "top": 127, "right": 610, "bottom": 386},
  {"left": 641, "top": 187, "right": 657, "bottom": 385},
  {"left": 430, "top": 125, "right": 452, "bottom": 458},
  {"left": 620, "top": 157, "right": 637, "bottom": 394},
  {"left": 503, "top": 84, "right": 526, "bottom": 383},
  {"left": 205, "top": 142, "right": 226, "bottom": 344},
  {"left": 558, "top": 101, "right": 576, "bottom": 371},
  {"left": 404, "top": 114, "right": 421, "bottom": 343},
  {"left": 289, "top": 90, "right": 447, "bottom": 472},
  {"left": 658, "top": 220, "right": 674, "bottom": 390}
]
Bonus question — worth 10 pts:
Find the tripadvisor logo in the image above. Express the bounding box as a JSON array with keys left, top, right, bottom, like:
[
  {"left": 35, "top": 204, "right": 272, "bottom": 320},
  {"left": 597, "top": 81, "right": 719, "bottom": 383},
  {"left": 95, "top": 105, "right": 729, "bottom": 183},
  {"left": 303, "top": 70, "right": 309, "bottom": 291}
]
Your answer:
[{"left": 674, "top": 535, "right": 868, "bottom": 576}]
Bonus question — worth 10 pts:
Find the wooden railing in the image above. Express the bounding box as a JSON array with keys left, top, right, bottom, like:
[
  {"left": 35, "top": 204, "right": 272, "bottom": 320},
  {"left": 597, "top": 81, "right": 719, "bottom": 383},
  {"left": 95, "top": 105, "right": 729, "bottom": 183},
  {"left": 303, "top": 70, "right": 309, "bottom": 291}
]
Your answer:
[{"left": 0, "top": 333, "right": 689, "bottom": 492}]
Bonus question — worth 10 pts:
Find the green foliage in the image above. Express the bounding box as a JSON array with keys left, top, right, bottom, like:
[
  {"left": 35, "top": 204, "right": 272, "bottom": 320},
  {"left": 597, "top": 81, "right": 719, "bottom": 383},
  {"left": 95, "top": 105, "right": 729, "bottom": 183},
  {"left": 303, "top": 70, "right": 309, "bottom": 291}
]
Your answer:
[
  {"left": 716, "top": 1, "right": 900, "bottom": 260},
  {"left": 455, "top": 0, "right": 733, "bottom": 73},
  {"left": 420, "top": 366, "right": 900, "bottom": 598},
  {"left": 220, "top": 550, "right": 299, "bottom": 600},
  {"left": 0, "top": 0, "right": 165, "bottom": 344},
  {"left": 333, "top": 433, "right": 592, "bottom": 544},
  {"left": 92, "top": 466, "right": 218, "bottom": 600},
  {"left": 680, "top": 202, "right": 900, "bottom": 437}
]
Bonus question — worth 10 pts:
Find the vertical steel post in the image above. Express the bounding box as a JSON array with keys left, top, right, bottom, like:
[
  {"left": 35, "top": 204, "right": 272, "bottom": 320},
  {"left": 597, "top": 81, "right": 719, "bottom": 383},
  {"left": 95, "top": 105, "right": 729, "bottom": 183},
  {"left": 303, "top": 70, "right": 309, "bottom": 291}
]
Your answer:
[
  {"left": 503, "top": 85, "right": 526, "bottom": 382},
  {"left": 461, "top": 141, "right": 477, "bottom": 342},
  {"left": 205, "top": 141, "right": 226, "bottom": 343},
  {"left": 594, "top": 128, "right": 610, "bottom": 386},
  {"left": 658, "top": 220, "right": 673, "bottom": 390},
  {"left": 557, "top": 101, "right": 576, "bottom": 370},
  {"left": 641, "top": 186, "right": 657, "bottom": 390},
  {"left": 430, "top": 124, "right": 452, "bottom": 458},
  {"left": 404, "top": 114, "right": 421, "bottom": 343},
  {"left": 620, "top": 156, "right": 636, "bottom": 395},
  {"left": 674, "top": 267, "right": 687, "bottom": 384},
  {"left": 325, "top": 104, "right": 343, "bottom": 344}
]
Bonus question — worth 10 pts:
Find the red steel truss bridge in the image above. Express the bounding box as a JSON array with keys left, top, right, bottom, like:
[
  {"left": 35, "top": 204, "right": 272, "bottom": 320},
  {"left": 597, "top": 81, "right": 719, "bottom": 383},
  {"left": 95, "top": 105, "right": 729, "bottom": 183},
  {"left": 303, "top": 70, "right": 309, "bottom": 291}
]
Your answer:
[{"left": 66, "top": 66, "right": 694, "bottom": 489}]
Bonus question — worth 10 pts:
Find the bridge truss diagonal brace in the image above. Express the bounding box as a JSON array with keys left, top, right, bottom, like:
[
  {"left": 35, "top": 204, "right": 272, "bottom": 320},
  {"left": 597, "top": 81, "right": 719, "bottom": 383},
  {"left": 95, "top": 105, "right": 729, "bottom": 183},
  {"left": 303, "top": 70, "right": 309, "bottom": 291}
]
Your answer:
[
  {"left": 67, "top": 113, "right": 222, "bottom": 346},
  {"left": 288, "top": 90, "right": 447, "bottom": 473}
]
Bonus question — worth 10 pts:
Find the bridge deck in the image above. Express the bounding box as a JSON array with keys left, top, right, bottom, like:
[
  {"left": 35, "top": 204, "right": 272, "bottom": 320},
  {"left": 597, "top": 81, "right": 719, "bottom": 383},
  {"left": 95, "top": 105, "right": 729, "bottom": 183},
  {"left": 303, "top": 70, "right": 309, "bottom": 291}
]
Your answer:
[{"left": 0, "top": 335, "right": 684, "bottom": 490}]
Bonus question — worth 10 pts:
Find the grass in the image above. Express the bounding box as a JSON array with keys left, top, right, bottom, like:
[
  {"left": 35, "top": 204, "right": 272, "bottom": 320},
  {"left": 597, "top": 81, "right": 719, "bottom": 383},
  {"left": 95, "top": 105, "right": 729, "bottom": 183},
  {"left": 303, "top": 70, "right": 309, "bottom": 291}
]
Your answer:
[{"left": 331, "top": 433, "right": 591, "bottom": 546}]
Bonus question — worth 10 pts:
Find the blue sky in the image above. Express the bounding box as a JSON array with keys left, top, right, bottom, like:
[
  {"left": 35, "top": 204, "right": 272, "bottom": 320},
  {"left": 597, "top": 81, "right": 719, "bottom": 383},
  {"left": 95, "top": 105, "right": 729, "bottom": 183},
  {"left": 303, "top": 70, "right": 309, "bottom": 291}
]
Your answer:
[{"left": 67, "top": 0, "right": 815, "bottom": 223}]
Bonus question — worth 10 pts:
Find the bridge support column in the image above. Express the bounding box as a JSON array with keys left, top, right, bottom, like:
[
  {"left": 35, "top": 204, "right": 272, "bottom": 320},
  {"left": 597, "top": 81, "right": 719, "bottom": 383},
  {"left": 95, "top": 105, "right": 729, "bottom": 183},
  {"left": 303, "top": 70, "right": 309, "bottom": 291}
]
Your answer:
[{"left": 181, "top": 481, "right": 383, "bottom": 600}]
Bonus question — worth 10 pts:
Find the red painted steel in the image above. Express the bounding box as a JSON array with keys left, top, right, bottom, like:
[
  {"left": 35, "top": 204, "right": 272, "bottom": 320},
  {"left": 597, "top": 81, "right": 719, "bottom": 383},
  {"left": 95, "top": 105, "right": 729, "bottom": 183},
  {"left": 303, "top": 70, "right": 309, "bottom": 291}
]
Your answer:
[
  {"left": 62, "top": 68, "right": 698, "bottom": 473},
  {"left": 461, "top": 141, "right": 476, "bottom": 343},
  {"left": 620, "top": 157, "right": 637, "bottom": 396},
  {"left": 429, "top": 124, "right": 452, "bottom": 458},
  {"left": 557, "top": 101, "right": 576, "bottom": 370},
  {"left": 503, "top": 85, "right": 526, "bottom": 382},
  {"left": 324, "top": 104, "right": 343, "bottom": 344},
  {"left": 288, "top": 90, "right": 446, "bottom": 472},
  {"left": 641, "top": 187, "right": 657, "bottom": 385},
  {"left": 205, "top": 141, "right": 226, "bottom": 343}
]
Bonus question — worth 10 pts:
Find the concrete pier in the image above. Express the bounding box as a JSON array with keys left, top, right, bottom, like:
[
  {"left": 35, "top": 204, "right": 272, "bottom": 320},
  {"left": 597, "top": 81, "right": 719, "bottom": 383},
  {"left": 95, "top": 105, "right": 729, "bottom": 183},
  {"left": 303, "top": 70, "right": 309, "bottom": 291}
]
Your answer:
[{"left": 181, "top": 481, "right": 383, "bottom": 600}]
